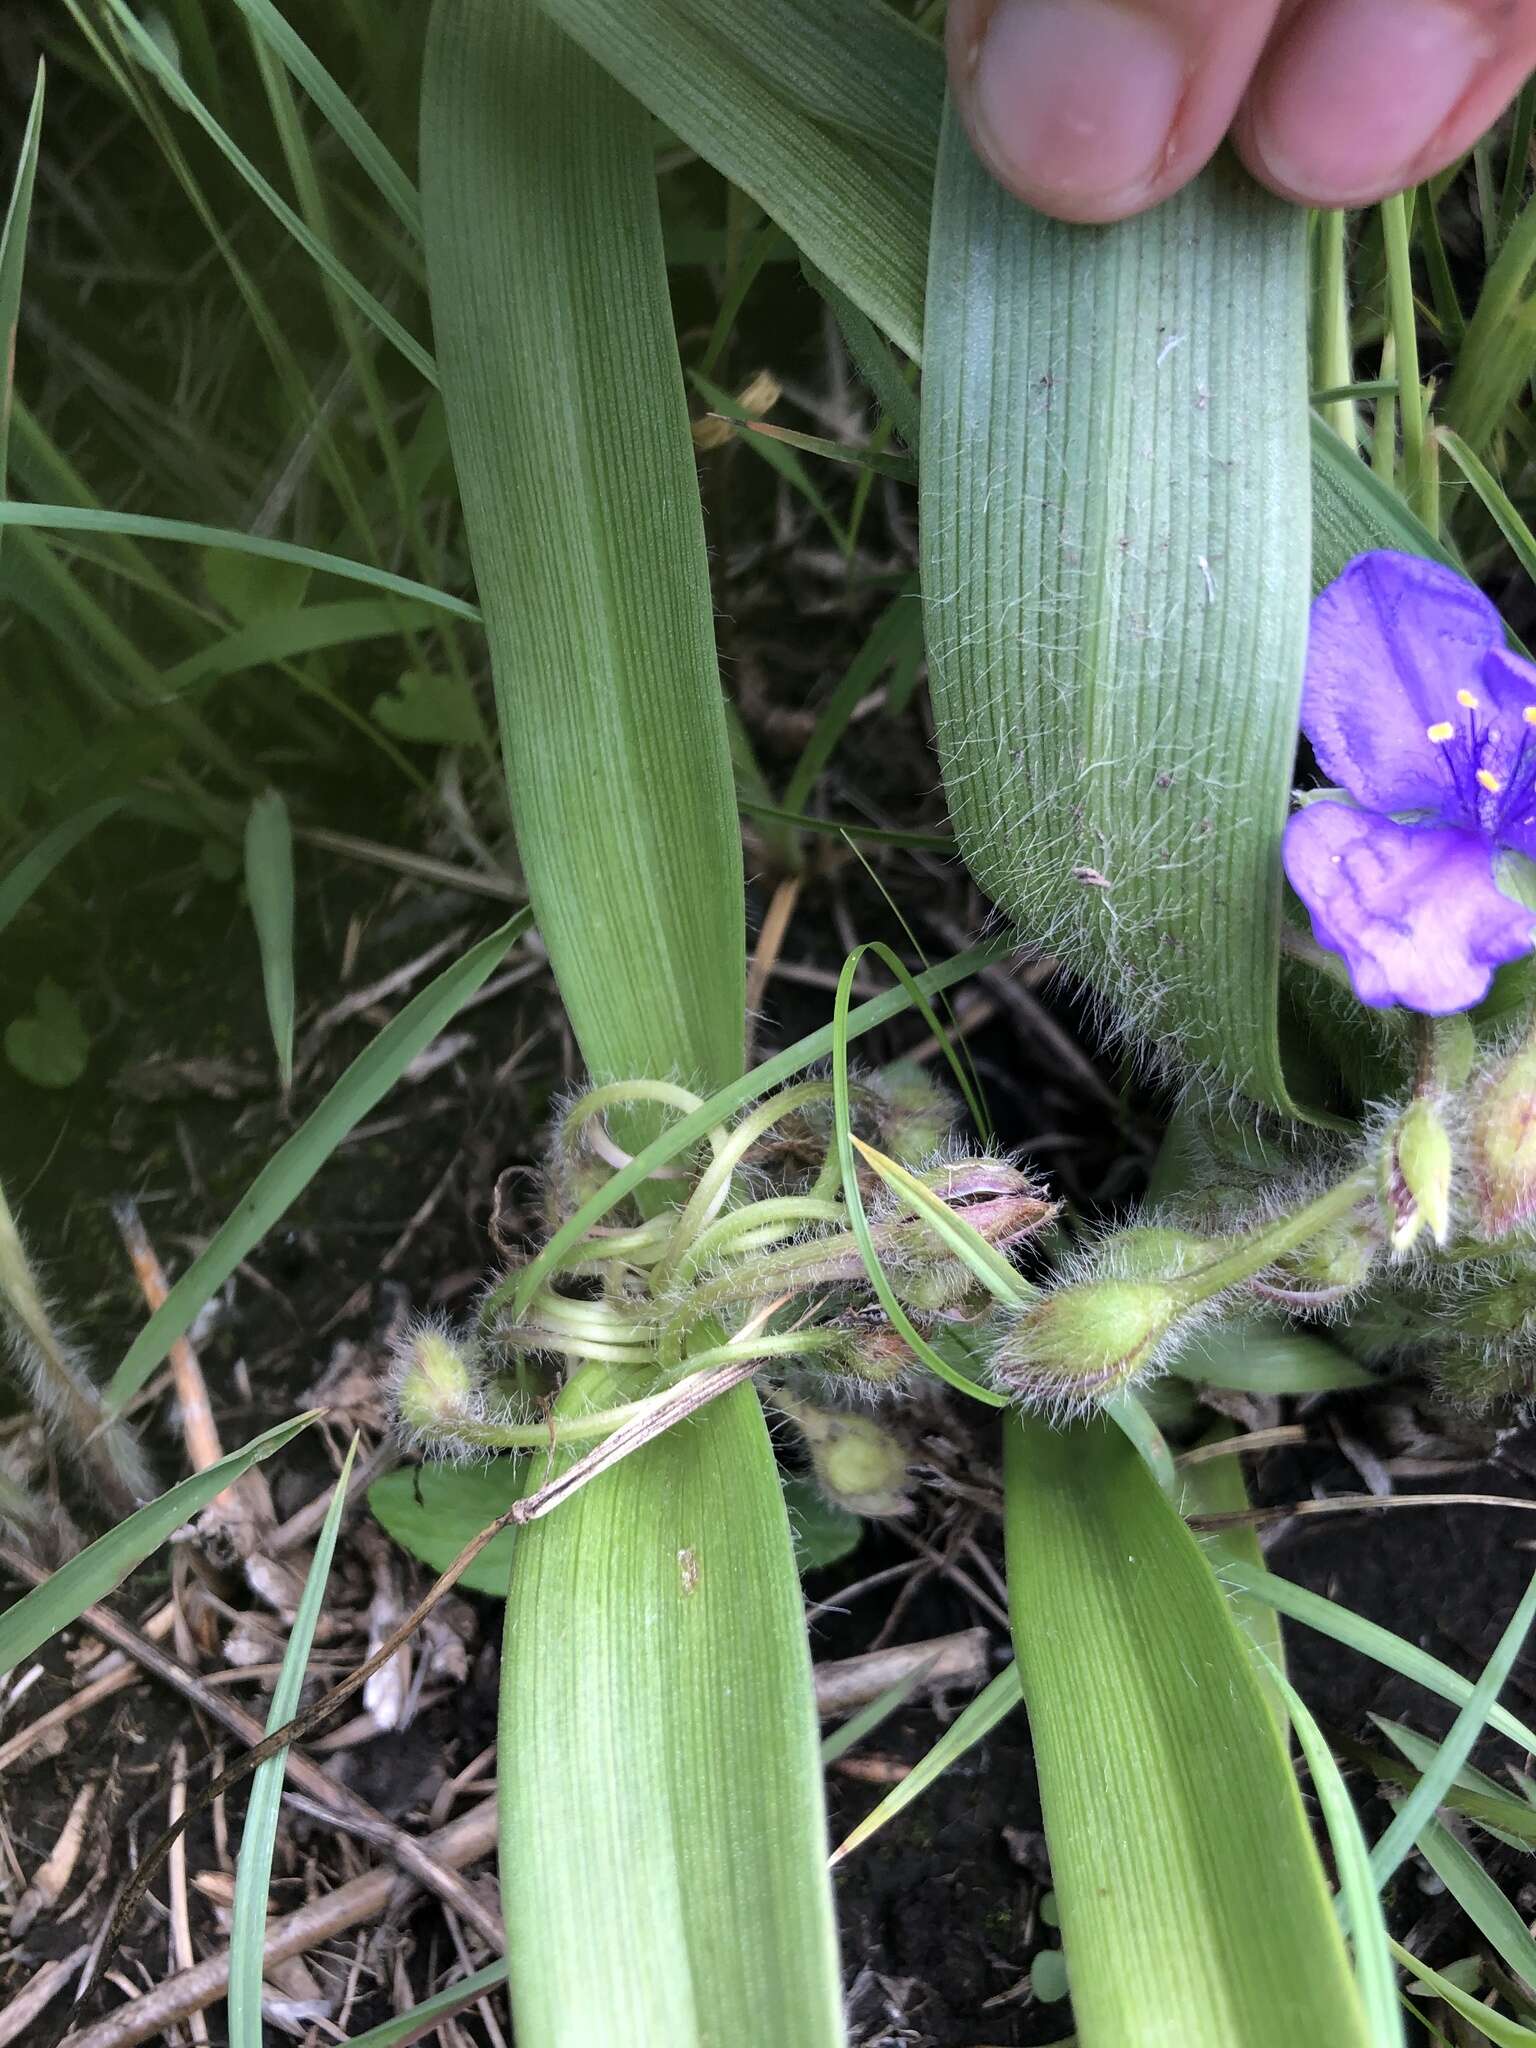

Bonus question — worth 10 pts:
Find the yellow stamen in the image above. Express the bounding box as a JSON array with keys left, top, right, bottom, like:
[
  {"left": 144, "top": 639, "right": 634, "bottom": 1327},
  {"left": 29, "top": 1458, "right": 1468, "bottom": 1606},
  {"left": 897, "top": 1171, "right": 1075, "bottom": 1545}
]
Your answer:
[
  {"left": 1457, "top": 689, "right": 1479, "bottom": 709},
  {"left": 1524, "top": 705, "right": 1536, "bottom": 726},
  {"left": 1477, "top": 768, "right": 1504, "bottom": 795},
  {"left": 1426, "top": 721, "right": 1454, "bottom": 742}
]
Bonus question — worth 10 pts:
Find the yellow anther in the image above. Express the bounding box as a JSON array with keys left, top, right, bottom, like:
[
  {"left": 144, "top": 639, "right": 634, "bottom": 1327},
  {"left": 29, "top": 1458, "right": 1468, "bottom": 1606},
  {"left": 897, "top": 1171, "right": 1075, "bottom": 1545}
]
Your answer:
[
  {"left": 1426, "top": 721, "right": 1454, "bottom": 742},
  {"left": 1478, "top": 768, "right": 1504, "bottom": 795},
  {"left": 1524, "top": 705, "right": 1536, "bottom": 726},
  {"left": 1458, "top": 689, "right": 1479, "bottom": 709}
]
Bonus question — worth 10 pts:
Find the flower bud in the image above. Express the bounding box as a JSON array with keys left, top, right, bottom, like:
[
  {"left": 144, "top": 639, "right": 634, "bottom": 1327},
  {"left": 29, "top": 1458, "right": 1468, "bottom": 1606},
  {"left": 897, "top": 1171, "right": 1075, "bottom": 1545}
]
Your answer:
[
  {"left": 993, "top": 1277, "right": 1188, "bottom": 1411},
  {"left": 775, "top": 1393, "right": 911, "bottom": 1517},
  {"left": 1382, "top": 1097, "right": 1454, "bottom": 1254},
  {"left": 393, "top": 1324, "right": 477, "bottom": 1444},
  {"left": 869, "top": 1061, "right": 958, "bottom": 1166},
  {"left": 1468, "top": 1038, "right": 1536, "bottom": 1240},
  {"left": 1252, "top": 1210, "right": 1379, "bottom": 1305},
  {"left": 822, "top": 1316, "right": 917, "bottom": 1385}
]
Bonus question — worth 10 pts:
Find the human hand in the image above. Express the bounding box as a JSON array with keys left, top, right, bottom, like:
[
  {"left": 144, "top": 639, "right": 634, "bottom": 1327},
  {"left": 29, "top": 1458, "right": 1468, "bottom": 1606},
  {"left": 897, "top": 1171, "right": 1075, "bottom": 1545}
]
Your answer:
[{"left": 946, "top": 1, "right": 1536, "bottom": 223}]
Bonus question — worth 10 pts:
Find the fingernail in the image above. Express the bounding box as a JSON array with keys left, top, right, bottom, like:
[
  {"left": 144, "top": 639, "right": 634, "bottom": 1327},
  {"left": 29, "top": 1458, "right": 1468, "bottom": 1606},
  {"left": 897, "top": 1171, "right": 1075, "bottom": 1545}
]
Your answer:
[
  {"left": 966, "top": 0, "right": 1189, "bottom": 217},
  {"left": 1250, "top": 0, "right": 1490, "bottom": 203}
]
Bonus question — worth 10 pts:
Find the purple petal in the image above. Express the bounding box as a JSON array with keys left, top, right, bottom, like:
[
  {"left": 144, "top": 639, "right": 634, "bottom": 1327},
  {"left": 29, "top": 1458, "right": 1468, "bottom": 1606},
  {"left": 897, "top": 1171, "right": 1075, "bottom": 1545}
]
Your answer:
[
  {"left": 1283, "top": 799, "right": 1535, "bottom": 1013},
  {"left": 1303, "top": 551, "right": 1506, "bottom": 821},
  {"left": 1474, "top": 645, "right": 1536, "bottom": 858}
]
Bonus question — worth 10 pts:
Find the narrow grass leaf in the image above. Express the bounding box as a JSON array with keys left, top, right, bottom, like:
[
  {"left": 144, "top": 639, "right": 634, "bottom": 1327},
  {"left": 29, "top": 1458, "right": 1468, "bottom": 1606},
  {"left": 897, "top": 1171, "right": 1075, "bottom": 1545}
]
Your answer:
[
  {"left": 0, "top": 1412, "right": 316, "bottom": 1671},
  {"left": 0, "top": 799, "right": 125, "bottom": 938},
  {"left": 1437, "top": 427, "right": 1536, "bottom": 587},
  {"left": 1414, "top": 1817, "right": 1536, "bottom": 1995},
  {"left": 923, "top": 129, "right": 1312, "bottom": 1110},
  {"left": 738, "top": 418, "right": 917, "bottom": 483},
  {"left": 107, "top": 912, "right": 529, "bottom": 1412},
  {"left": 1390, "top": 1941, "right": 1536, "bottom": 2047},
  {"left": 1005, "top": 1415, "right": 1369, "bottom": 2048},
  {"left": 1172, "top": 1319, "right": 1374, "bottom": 1393},
  {"left": 820, "top": 1655, "right": 943, "bottom": 1767},
  {"left": 342, "top": 1964, "right": 509, "bottom": 2047},
  {"left": 1445, "top": 192, "right": 1536, "bottom": 454},
  {"left": 803, "top": 262, "right": 921, "bottom": 451},
  {"left": 101, "top": 0, "right": 436, "bottom": 384},
  {"left": 163, "top": 600, "right": 441, "bottom": 696},
  {"left": 224, "top": 0, "right": 423, "bottom": 240},
  {"left": 782, "top": 593, "right": 922, "bottom": 815},
  {"left": 228, "top": 1437, "right": 358, "bottom": 2048},
  {"left": 1223, "top": 1562, "right": 1536, "bottom": 1753},
  {"left": 0, "top": 62, "right": 44, "bottom": 518},
  {"left": 244, "top": 790, "right": 296, "bottom": 1091},
  {"left": 0, "top": 504, "right": 478, "bottom": 620},
  {"left": 831, "top": 1662, "right": 1024, "bottom": 1862},
  {"left": 1264, "top": 1660, "right": 1404, "bottom": 2047},
  {"left": 1368, "top": 1568, "right": 1536, "bottom": 1886}
]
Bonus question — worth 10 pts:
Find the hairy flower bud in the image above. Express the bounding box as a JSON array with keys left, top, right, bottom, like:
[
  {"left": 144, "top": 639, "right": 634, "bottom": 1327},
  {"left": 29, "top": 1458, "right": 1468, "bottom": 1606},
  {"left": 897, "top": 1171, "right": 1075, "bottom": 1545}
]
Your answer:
[
  {"left": 869, "top": 1060, "right": 958, "bottom": 1166},
  {"left": 1468, "top": 1038, "right": 1536, "bottom": 1240},
  {"left": 393, "top": 1323, "right": 478, "bottom": 1446},
  {"left": 822, "top": 1316, "right": 917, "bottom": 1385},
  {"left": 993, "top": 1277, "right": 1190, "bottom": 1412},
  {"left": 775, "top": 1392, "right": 911, "bottom": 1517},
  {"left": 1382, "top": 1097, "right": 1454, "bottom": 1254}
]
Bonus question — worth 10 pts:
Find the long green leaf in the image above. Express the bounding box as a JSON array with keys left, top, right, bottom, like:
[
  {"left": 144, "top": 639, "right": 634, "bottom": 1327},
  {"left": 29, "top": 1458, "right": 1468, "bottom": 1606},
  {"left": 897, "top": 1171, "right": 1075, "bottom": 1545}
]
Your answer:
[
  {"left": 0, "top": 799, "right": 125, "bottom": 938},
  {"left": 1415, "top": 1817, "right": 1536, "bottom": 1996},
  {"left": 0, "top": 1412, "right": 316, "bottom": 1671},
  {"left": 0, "top": 504, "right": 478, "bottom": 620},
  {"left": 244, "top": 790, "right": 296, "bottom": 1091},
  {"left": 923, "top": 127, "right": 1311, "bottom": 1108},
  {"left": 107, "top": 912, "right": 529, "bottom": 1411},
  {"left": 1222, "top": 1562, "right": 1536, "bottom": 1754},
  {"left": 342, "top": 1964, "right": 509, "bottom": 2046},
  {"left": 423, "top": 9, "right": 839, "bottom": 2044},
  {"left": 228, "top": 1438, "right": 357, "bottom": 2048},
  {"left": 1391, "top": 1940, "right": 1536, "bottom": 2046},
  {"left": 1005, "top": 1416, "right": 1369, "bottom": 2048},
  {"left": 425, "top": 5, "right": 741, "bottom": 1092}
]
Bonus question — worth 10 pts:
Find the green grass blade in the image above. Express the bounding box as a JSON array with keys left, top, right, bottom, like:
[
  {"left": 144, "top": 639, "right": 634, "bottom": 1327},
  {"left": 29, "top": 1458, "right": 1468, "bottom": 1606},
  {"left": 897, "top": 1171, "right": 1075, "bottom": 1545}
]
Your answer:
[
  {"left": 244, "top": 790, "right": 297, "bottom": 1091},
  {"left": 162, "top": 599, "right": 442, "bottom": 696},
  {"left": 831, "top": 1661, "right": 1024, "bottom": 1862},
  {"left": 229, "top": 1436, "right": 358, "bottom": 2048},
  {"left": 1172, "top": 1319, "right": 1374, "bottom": 1393},
  {"left": 0, "top": 1412, "right": 316, "bottom": 1672},
  {"left": 1005, "top": 1416, "right": 1370, "bottom": 2048},
  {"left": 1222, "top": 1562, "right": 1536, "bottom": 1754},
  {"left": 224, "top": 0, "right": 423, "bottom": 240},
  {"left": 1265, "top": 1660, "right": 1405, "bottom": 2048},
  {"left": 341, "top": 1964, "right": 509, "bottom": 2046},
  {"left": 424, "top": 3, "right": 742, "bottom": 1092},
  {"left": 782, "top": 594, "right": 922, "bottom": 815},
  {"left": 0, "top": 62, "right": 44, "bottom": 523},
  {"left": 107, "top": 912, "right": 529, "bottom": 1412},
  {"left": 802, "top": 261, "right": 921, "bottom": 451},
  {"left": 1437, "top": 427, "right": 1536, "bottom": 586},
  {"left": 0, "top": 799, "right": 125, "bottom": 938},
  {"left": 1415, "top": 1817, "right": 1536, "bottom": 1995},
  {"left": 923, "top": 126, "right": 1312, "bottom": 1110},
  {"left": 0, "top": 504, "right": 478, "bottom": 620},
  {"left": 1367, "top": 1568, "right": 1536, "bottom": 1888},
  {"left": 101, "top": 0, "right": 435, "bottom": 385},
  {"left": 1391, "top": 1940, "right": 1536, "bottom": 2046},
  {"left": 1445, "top": 190, "right": 1536, "bottom": 454}
]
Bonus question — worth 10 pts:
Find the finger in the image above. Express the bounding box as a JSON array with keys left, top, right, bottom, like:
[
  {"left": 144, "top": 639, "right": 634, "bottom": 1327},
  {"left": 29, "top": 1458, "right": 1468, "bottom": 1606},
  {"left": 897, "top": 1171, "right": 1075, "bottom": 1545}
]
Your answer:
[
  {"left": 1236, "top": 0, "right": 1536, "bottom": 209},
  {"left": 946, "top": 0, "right": 1284, "bottom": 224}
]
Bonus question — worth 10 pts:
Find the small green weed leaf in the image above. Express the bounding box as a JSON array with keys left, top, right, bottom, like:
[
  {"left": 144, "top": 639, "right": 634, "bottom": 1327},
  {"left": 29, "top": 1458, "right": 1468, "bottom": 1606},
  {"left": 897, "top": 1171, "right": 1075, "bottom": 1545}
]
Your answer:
[
  {"left": 1031, "top": 1950, "right": 1071, "bottom": 2004},
  {"left": 5, "top": 978, "right": 89, "bottom": 1089},
  {"left": 0, "top": 1411, "right": 317, "bottom": 1672},
  {"left": 203, "top": 545, "right": 311, "bottom": 622},
  {"left": 369, "top": 1461, "right": 519, "bottom": 1596},
  {"left": 782, "top": 1476, "right": 860, "bottom": 1572},
  {"left": 244, "top": 789, "right": 296, "bottom": 1090},
  {"left": 372, "top": 670, "right": 485, "bottom": 748}
]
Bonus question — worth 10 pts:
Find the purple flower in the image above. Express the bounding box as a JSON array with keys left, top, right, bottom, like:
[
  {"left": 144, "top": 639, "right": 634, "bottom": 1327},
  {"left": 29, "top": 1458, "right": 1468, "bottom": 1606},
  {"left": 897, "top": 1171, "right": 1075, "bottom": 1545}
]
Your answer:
[{"left": 1283, "top": 551, "right": 1536, "bottom": 1015}]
